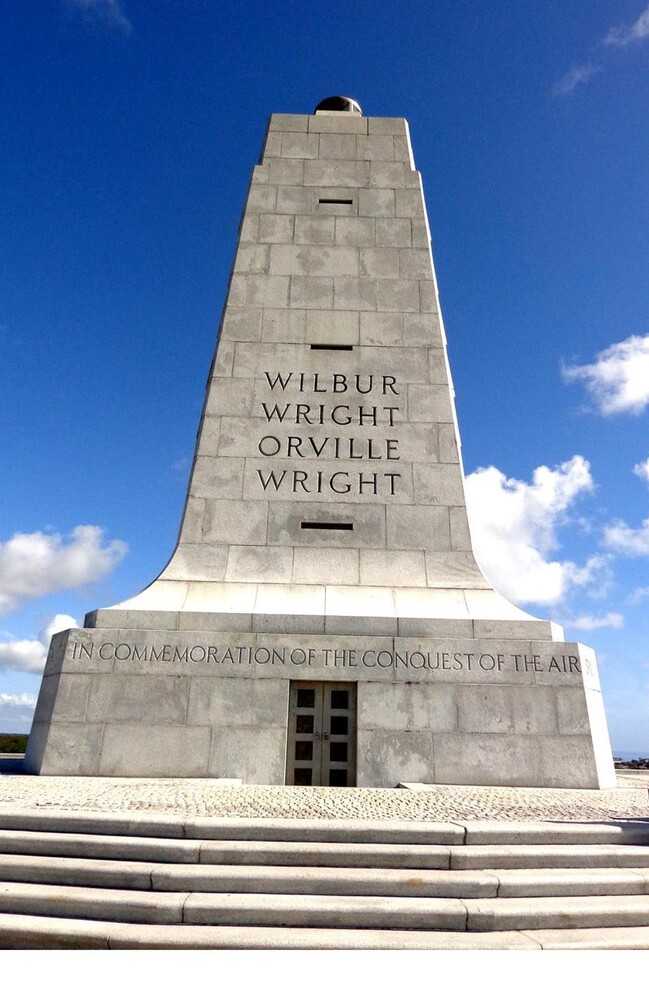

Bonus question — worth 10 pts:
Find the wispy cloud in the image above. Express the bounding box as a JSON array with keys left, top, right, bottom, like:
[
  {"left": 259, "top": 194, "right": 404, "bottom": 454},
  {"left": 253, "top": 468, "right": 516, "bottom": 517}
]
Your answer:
[
  {"left": 66, "top": 0, "right": 133, "bottom": 35},
  {"left": 604, "top": 517, "right": 649, "bottom": 556},
  {"left": 568, "top": 611, "right": 624, "bottom": 631},
  {"left": 553, "top": 63, "right": 600, "bottom": 97},
  {"left": 633, "top": 458, "right": 649, "bottom": 483},
  {"left": 604, "top": 3, "right": 649, "bottom": 47},
  {"left": 562, "top": 334, "right": 649, "bottom": 416}
]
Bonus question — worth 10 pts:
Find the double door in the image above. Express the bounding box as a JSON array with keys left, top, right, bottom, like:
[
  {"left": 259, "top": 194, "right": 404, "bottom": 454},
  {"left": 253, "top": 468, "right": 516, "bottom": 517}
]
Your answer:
[{"left": 286, "top": 681, "right": 356, "bottom": 787}]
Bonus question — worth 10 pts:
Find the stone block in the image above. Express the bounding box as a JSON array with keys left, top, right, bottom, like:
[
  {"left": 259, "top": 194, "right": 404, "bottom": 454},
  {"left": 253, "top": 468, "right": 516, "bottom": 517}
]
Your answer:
[
  {"left": 202, "top": 499, "right": 267, "bottom": 544},
  {"left": 318, "top": 133, "right": 357, "bottom": 160},
  {"left": 89, "top": 673, "right": 188, "bottom": 725},
  {"left": 258, "top": 213, "right": 295, "bottom": 244},
  {"left": 359, "top": 312, "right": 402, "bottom": 346},
  {"left": 162, "top": 543, "right": 228, "bottom": 581},
  {"left": 293, "top": 547, "right": 359, "bottom": 584},
  {"left": 305, "top": 309, "right": 359, "bottom": 344},
  {"left": 100, "top": 724, "right": 210, "bottom": 777},
  {"left": 294, "top": 216, "right": 335, "bottom": 245},
  {"left": 414, "top": 464, "right": 465, "bottom": 505},
  {"left": 358, "top": 681, "right": 456, "bottom": 732},
  {"left": 304, "top": 160, "right": 370, "bottom": 188},
  {"left": 220, "top": 306, "right": 263, "bottom": 342},
  {"left": 276, "top": 185, "right": 314, "bottom": 214},
  {"left": 556, "top": 688, "right": 591, "bottom": 735},
  {"left": 411, "top": 220, "right": 430, "bottom": 247},
  {"left": 312, "top": 187, "right": 358, "bottom": 215},
  {"left": 225, "top": 545, "right": 293, "bottom": 583},
  {"left": 393, "top": 135, "right": 413, "bottom": 164},
  {"left": 404, "top": 314, "right": 442, "bottom": 347},
  {"left": 539, "top": 736, "right": 599, "bottom": 788},
  {"left": 450, "top": 508, "right": 472, "bottom": 551},
  {"left": 209, "top": 726, "right": 287, "bottom": 783},
  {"left": 290, "top": 276, "right": 334, "bottom": 309},
  {"left": 370, "top": 162, "right": 418, "bottom": 189},
  {"left": 280, "top": 132, "right": 319, "bottom": 158},
  {"left": 395, "top": 189, "right": 423, "bottom": 217},
  {"left": 269, "top": 114, "right": 309, "bottom": 132},
  {"left": 190, "top": 456, "right": 244, "bottom": 500},
  {"left": 206, "top": 378, "right": 253, "bottom": 417},
  {"left": 335, "top": 218, "right": 376, "bottom": 246},
  {"left": 246, "top": 185, "right": 277, "bottom": 213},
  {"left": 360, "top": 248, "right": 399, "bottom": 278},
  {"left": 269, "top": 244, "right": 359, "bottom": 277},
  {"left": 368, "top": 117, "right": 408, "bottom": 136},
  {"left": 458, "top": 686, "right": 513, "bottom": 734},
  {"left": 433, "top": 733, "right": 542, "bottom": 786},
  {"left": 387, "top": 506, "right": 451, "bottom": 550},
  {"left": 266, "top": 157, "right": 307, "bottom": 185},
  {"left": 399, "top": 249, "right": 432, "bottom": 279},
  {"left": 234, "top": 244, "right": 270, "bottom": 274},
  {"left": 34, "top": 674, "right": 90, "bottom": 724},
  {"left": 376, "top": 218, "right": 411, "bottom": 247},
  {"left": 188, "top": 677, "right": 287, "bottom": 727},
  {"left": 360, "top": 550, "right": 427, "bottom": 587},
  {"left": 424, "top": 552, "right": 487, "bottom": 589},
  {"left": 375, "top": 278, "right": 419, "bottom": 312},
  {"left": 29, "top": 723, "right": 103, "bottom": 775},
  {"left": 211, "top": 338, "right": 234, "bottom": 376},
  {"left": 261, "top": 307, "right": 306, "bottom": 343},
  {"left": 333, "top": 277, "right": 376, "bottom": 310},
  {"left": 438, "top": 423, "right": 459, "bottom": 462},
  {"left": 357, "top": 730, "right": 434, "bottom": 786},
  {"left": 307, "top": 115, "right": 367, "bottom": 134},
  {"left": 357, "top": 135, "right": 395, "bottom": 160},
  {"left": 239, "top": 214, "right": 259, "bottom": 242},
  {"left": 267, "top": 500, "right": 386, "bottom": 548},
  {"left": 420, "top": 281, "right": 437, "bottom": 313},
  {"left": 228, "top": 274, "right": 289, "bottom": 308},
  {"left": 358, "top": 189, "right": 395, "bottom": 217}
]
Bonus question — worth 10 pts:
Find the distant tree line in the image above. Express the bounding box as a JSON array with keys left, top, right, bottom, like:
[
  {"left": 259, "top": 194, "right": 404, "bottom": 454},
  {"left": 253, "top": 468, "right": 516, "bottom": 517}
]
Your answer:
[{"left": 0, "top": 734, "right": 28, "bottom": 753}]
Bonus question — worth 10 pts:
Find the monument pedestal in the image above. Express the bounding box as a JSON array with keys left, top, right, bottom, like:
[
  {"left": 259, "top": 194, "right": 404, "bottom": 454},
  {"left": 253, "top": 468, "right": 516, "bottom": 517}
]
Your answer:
[{"left": 27, "top": 100, "right": 615, "bottom": 788}]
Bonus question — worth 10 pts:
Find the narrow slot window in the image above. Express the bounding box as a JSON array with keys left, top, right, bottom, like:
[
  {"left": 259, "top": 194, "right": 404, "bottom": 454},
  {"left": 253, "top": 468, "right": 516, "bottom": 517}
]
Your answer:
[
  {"left": 309, "top": 344, "right": 354, "bottom": 351},
  {"left": 301, "top": 521, "right": 354, "bottom": 531},
  {"left": 318, "top": 198, "right": 353, "bottom": 205}
]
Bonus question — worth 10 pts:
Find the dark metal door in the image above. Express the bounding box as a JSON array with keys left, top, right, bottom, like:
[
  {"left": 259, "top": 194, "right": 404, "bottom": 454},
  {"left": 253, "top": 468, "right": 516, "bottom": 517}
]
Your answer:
[{"left": 286, "top": 681, "right": 356, "bottom": 786}]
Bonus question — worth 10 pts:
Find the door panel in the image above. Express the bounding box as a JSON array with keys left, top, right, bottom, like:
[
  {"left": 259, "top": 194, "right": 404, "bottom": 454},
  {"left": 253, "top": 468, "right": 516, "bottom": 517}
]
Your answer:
[{"left": 287, "top": 681, "right": 356, "bottom": 786}]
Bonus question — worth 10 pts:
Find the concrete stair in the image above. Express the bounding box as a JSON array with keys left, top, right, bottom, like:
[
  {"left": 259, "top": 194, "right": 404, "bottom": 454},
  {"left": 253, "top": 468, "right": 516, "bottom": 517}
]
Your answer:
[{"left": 1, "top": 810, "right": 649, "bottom": 948}]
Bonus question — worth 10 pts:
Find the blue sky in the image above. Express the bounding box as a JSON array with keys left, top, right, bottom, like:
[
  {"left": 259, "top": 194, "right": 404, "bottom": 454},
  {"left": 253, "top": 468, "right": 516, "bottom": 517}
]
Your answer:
[{"left": 1, "top": 0, "right": 648, "bottom": 752}]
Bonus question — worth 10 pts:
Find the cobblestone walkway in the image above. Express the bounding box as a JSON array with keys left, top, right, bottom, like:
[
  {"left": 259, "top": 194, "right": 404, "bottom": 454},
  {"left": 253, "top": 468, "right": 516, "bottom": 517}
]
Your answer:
[{"left": 0, "top": 771, "right": 647, "bottom": 822}]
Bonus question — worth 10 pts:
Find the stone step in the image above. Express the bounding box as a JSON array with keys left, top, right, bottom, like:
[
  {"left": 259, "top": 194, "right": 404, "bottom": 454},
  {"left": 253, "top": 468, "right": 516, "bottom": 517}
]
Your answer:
[
  {"left": 3, "top": 854, "right": 649, "bottom": 899},
  {"left": 0, "top": 830, "right": 202, "bottom": 864},
  {"left": 4, "top": 882, "right": 649, "bottom": 932},
  {"left": 0, "top": 882, "right": 466, "bottom": 929},
  {"left": 451, "top": 844, "right": 649, "bottom": 870},
  {"left": 466, "top": 895, "right": 649, "bottom": 932},
  {"left": 4, "top": 911, "right": 649, "bottom": 949},
  {"left": 2, "top": 811, "right": 649, "bottom": 846},
  {"left": 0, "top": 913, "right": 537, "bottom": 949}
]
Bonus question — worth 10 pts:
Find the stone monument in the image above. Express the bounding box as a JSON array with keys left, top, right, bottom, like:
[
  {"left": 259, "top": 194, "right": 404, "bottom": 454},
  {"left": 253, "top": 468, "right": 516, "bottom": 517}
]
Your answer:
[{"left": 26, "top": 98, "right": 616, "bottom": 788}]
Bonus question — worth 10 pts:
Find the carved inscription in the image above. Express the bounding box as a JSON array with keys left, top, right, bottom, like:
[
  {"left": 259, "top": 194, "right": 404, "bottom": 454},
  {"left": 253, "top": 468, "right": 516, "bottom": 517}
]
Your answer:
[
  {"left": 255, "top": 370, "right": 403, "bottom": 497},
  {"left": 69, "top": 639, "right": 582, "bottom": 675}
]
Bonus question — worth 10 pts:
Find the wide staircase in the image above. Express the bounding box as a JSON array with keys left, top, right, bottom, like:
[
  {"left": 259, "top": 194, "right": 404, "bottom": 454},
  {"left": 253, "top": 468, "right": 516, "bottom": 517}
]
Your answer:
[{"left": 1, "top": 810, "right": 649, "bottom": 948}]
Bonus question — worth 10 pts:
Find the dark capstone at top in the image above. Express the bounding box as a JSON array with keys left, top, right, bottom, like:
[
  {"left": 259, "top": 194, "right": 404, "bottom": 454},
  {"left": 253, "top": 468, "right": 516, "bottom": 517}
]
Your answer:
[{"left": 314, "top": 96, "right": 362, "bottom": 114}]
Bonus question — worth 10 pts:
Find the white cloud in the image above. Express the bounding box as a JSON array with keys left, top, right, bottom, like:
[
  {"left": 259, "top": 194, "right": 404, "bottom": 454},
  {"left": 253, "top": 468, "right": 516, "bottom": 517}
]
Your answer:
[
  {"left": 66, "top": 0, "right": 132, "bottom": 35},
  {"left": 0, "top": 525, "right": 127, "bottom": 615},
  {"left": 629, "top": 586, "right": 649, "bottom": 604},
  {"left": 634, "top": 458, "right": 649, "bottom": 483},
  {"left": 604, "top": 3, "right": 649, "bottom": 47},
  {"left": 553, "top": 63, "right": 600, "bottom": 96},
  {"left": 603, "top": 518, "right": 649, "bottom": 556},
  {"left": 568, "top": 611, "right": 624, "bottom": 630},
  {"left": 563, "top": 334, "right": 649, "bottom": 415},
  {"left": 465, "top": 455, "right": 606, "bottom": 606},
  {"left": 0, "top": 615, "right": 78, "bottom": 675}
]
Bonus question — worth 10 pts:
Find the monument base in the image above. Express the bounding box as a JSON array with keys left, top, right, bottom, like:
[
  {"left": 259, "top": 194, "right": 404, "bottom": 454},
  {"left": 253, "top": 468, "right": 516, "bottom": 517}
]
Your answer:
[{"left": 26, "top": 625, "right": 615, "bottom": 789}]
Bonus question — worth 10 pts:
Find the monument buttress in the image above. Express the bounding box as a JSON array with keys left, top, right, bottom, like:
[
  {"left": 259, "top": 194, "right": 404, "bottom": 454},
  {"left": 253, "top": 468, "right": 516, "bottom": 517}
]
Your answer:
[{"left": 27, "top": 97, "right": 615, "bottom": 788}]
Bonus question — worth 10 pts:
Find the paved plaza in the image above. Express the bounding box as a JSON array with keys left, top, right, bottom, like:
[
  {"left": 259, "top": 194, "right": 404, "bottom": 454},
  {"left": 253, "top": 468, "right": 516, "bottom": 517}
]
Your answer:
[{"left": 0, "top": 770, "right": 646, "bottom": 822}]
